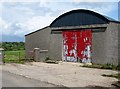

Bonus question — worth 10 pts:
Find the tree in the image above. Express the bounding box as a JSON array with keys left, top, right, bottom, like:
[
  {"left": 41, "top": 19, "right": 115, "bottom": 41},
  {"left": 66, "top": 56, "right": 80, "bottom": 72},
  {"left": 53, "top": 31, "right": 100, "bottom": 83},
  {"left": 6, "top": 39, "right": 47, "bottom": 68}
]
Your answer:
[{"left": 2, "top": 42, "right": 25, "bottom": 51}]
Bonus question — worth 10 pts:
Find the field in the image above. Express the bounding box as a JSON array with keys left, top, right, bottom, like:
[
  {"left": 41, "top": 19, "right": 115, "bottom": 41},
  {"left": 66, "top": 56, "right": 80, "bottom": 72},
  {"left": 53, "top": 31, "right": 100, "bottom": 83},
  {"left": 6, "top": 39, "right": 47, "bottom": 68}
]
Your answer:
[{"left": 4, "top": 50, "right": 25, "bottom": 63}]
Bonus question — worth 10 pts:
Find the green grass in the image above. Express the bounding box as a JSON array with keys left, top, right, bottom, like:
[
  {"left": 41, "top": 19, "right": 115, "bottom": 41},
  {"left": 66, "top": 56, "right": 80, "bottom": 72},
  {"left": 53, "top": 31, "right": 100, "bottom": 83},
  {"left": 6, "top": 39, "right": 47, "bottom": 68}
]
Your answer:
[
  {"left": 44, "top": 57, "right": 59, "bottom": 64},
  {"left": 81, "top": 63, "right": 120, "bottom": 70},
  {"left": 4, "top": 50, "right": 25, "bottom": 64},
  {"left": 102, "top": 74, "right": 120, "bottom": 79}
]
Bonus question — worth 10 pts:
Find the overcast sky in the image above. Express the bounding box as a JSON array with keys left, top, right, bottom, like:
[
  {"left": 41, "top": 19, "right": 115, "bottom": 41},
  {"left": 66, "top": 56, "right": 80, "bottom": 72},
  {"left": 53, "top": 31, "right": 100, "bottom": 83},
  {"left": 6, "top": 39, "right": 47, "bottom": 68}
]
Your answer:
[{"left": 0, "top": 0, "right": 119, "bottom": 42}]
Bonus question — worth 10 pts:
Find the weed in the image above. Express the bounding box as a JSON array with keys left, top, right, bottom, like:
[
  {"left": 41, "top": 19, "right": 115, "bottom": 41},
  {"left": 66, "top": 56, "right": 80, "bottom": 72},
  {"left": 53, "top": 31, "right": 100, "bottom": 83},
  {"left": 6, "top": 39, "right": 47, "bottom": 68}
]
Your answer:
[
  {"left": 102, "top": 74, "right": 120, "bottom": 79},
  {"left": 44, "top": 57, "right": 58, "bottom": 64},
  {"left": 81, "top": 63, "right": 119, "bottom": 70}
]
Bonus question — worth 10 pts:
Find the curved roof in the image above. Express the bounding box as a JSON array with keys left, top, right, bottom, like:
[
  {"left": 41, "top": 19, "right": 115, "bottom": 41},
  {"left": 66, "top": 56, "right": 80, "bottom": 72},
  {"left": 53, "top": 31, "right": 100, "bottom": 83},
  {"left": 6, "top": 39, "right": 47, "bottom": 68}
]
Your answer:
[{"left": 50, "top": 9, "right": 119, "bottom": 28}]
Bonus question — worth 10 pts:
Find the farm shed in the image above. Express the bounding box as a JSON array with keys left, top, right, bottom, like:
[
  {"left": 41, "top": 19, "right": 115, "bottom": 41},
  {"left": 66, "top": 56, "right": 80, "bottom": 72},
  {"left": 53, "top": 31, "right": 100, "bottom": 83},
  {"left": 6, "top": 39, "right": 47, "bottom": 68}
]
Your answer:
[{"left": 25, "top": 9, "right": 120, "bottom": 66}]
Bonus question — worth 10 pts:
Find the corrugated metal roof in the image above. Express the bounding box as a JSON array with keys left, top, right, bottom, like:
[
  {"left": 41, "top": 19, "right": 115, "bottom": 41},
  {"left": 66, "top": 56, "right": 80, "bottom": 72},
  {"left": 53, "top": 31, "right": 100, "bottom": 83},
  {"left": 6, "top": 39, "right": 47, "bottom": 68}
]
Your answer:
[
  {"left": 25, "top": 9, "right": 120, "bottom": 36},
  {"left": 50, "top": 9, "right": 120, "bottom": 28}
]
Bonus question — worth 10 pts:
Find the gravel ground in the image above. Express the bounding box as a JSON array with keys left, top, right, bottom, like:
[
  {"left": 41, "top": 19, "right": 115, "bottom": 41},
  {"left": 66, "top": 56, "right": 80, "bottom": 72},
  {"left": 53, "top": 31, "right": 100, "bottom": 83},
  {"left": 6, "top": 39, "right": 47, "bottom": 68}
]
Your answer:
[{"left": 1, "top": 62, "right": 119, "bottom": 87}]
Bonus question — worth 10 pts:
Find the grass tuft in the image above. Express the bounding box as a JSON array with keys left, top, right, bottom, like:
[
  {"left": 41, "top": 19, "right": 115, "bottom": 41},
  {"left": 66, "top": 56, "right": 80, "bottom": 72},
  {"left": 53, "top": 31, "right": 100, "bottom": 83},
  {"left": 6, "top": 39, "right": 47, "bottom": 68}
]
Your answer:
[
  {"left": 81, "top": 63, "right": 120, "bottom": 70},
  {"left": 102, "top": 74, "right": 120, "bottom": 79},
  {"left": 44, "top": 57, "right": 59, "bottom": 64}
]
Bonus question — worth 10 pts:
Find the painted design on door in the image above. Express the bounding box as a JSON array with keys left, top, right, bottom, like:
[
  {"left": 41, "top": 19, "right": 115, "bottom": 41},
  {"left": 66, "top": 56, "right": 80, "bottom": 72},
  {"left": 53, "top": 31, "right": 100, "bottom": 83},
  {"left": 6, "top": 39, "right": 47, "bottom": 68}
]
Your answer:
[{"left": 63, "top": 30, "right": 92, "bottom": 63}]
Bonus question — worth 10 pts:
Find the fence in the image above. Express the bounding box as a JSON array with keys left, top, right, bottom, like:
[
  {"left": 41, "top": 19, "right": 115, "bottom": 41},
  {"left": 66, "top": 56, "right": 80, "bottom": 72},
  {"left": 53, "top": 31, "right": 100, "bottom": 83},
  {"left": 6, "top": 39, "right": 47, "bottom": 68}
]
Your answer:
[{"left": 4, "top": 50, "right": 26, "bottom": 63}]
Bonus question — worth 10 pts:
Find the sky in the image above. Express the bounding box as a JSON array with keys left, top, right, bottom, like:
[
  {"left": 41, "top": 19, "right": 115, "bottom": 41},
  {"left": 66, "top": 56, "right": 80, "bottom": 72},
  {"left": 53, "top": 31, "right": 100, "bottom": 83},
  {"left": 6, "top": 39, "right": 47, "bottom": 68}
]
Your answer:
[{"left": 0, "top": 0, "right": 120, "bottom": 42}]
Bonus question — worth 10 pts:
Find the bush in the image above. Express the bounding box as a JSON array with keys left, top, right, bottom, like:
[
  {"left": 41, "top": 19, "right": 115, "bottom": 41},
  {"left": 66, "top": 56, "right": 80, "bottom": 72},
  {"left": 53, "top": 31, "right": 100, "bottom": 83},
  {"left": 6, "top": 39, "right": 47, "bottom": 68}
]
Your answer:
[{"left": 2, "top": 42, "right": 25, "bottom": 51}]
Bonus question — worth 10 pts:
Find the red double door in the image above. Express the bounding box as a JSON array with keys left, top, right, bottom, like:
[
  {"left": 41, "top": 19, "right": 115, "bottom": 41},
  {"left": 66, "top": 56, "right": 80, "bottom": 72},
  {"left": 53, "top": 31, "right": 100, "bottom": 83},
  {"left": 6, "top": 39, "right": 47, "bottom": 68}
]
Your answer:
[{"left": 63, "top": 30, "right": 92, "bottom": 63}]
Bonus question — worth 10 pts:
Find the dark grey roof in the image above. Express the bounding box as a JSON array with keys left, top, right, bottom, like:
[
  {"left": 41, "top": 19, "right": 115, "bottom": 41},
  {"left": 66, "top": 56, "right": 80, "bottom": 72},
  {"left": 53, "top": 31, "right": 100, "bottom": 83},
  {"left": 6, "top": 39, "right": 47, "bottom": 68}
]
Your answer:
[
  {"left": 50, "top": 9, "right": 120, "bottom": 28},
  {"left": 25, "top": 9, "right": 120, "bottom": 36}
]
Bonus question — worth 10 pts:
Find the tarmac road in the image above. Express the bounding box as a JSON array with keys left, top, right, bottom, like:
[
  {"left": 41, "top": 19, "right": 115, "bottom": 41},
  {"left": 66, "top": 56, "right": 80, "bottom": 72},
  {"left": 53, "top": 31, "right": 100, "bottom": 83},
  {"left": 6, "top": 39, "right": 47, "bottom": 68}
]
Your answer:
[
  {"left": 2, "top": 63, "right": 119, "bottom": 89},
  {"left": 2, "top": 71, "right": 118, "bottom": 89},
  {"left": 2, "top": 70, "right": 58, "bottom": 87}
]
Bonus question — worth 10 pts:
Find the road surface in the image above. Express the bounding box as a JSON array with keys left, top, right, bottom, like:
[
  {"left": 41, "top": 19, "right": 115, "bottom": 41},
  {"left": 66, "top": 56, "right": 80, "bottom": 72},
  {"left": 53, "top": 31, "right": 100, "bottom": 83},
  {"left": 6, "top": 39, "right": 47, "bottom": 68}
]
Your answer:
[
  {"left": 2, "top": 63, "right": 119, "bottom": 89},
  {"left": 2, "top": 71, "right": 118, "bottom": 89},
  {"left": 2, "top": 71, "right": 58, "bottom": 87}
]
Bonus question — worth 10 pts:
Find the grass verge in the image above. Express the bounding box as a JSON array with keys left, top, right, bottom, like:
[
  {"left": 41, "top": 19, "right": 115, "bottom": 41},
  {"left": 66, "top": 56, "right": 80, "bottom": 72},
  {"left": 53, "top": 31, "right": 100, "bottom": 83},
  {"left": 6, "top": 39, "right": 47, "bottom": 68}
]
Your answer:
[
  {"left": 102, "top": 74, "right": 120, "bottom": 79},
  {"left": 4, "top": 50, "right": 25, "bottom": 64},
  {"left": 81, "top": 63, "right": 120, "bottom": 70}
]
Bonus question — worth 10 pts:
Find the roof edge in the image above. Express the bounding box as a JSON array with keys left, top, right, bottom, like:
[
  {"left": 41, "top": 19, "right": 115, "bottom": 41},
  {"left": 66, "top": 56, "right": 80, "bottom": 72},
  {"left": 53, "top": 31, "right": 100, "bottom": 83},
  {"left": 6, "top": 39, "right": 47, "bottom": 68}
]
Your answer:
[
  {"left": 110, "top": 21, "right": 120, "bottom": 23},
  {"left": 51, "top": 24, "right": 108, "bottom": 30},
  {"left": 25, "top": 26, "right": 49, "bottom": 36}
]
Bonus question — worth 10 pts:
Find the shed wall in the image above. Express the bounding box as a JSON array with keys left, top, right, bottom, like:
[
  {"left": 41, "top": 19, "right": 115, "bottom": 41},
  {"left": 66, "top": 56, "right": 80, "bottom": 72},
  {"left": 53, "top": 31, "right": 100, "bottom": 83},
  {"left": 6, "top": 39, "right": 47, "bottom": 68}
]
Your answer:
[
  {"left": 25, "top": 22, "right": 119, "bottom": 65},
  {"left": 48, "top": 33, "right": 63, "bottom": 61},
  {"left": 25, "top": 27, "right": 51, "bottom": 61},
  {"left": 92, "top": 22, "right": 119, "bottom": 65}
]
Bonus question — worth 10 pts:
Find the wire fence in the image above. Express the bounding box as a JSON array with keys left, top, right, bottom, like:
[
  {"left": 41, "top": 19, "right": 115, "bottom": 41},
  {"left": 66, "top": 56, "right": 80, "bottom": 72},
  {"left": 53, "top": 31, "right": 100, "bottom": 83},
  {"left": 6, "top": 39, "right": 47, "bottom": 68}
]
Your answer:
[{"left": 4, "top": 50, "right": 26, "bottom": 63}]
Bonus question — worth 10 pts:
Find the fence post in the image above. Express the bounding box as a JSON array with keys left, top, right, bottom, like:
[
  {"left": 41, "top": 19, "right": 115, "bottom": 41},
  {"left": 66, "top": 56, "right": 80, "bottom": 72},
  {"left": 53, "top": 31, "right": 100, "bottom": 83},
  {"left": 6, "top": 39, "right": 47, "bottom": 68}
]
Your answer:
[
  {"left": 18, "top": 51, "right": 20, "bottom": 62},
  {"left": 0, "top": 48, "right": 4, "bottom": 64},
  {"left": 34, "top": 48, "right": 40, "bottom": 62}
]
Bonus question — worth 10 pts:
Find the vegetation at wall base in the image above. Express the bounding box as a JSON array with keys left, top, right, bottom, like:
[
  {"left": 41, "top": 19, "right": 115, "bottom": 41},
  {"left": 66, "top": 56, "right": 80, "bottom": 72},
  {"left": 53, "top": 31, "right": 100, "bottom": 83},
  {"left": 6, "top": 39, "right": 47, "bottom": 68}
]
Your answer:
[
  {"left": 102, "top": 74, "right": 120, "bottom": 79},
  {"left": 112, "top": 81, "right": 120, "bottom": 88},
  {"left": 81, "top": 63, "right": 120, "bottom": 70},
  {"left": 44, "top": 57, "right": 59, "bottom": 64}
]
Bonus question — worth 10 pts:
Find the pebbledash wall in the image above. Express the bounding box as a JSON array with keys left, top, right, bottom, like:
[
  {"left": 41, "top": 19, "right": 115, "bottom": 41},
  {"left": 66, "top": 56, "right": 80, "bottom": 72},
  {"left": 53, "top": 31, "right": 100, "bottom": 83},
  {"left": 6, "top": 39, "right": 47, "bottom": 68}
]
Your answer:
[{"left": 25, "top": 9, "right": 120, "bottom": 66}]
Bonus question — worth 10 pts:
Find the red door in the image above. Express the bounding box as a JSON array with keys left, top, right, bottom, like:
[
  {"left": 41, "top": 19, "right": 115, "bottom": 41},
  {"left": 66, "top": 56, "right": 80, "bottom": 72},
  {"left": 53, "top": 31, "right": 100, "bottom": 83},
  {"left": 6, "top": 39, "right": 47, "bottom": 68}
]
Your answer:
[{"left": 62, "top": 30, "right": 92, "bottom": 63}]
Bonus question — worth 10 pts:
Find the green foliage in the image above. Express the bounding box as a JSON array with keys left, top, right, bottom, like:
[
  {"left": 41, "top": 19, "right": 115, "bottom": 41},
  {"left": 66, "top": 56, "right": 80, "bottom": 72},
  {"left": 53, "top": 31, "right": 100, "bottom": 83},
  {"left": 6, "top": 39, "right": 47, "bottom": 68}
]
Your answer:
[
  {"left": 45, "top": 57, "right": 50, "bottom": 61},
  {"left": 102, "top": 74, "right": 120, "bottom": 79},
  {"left": 1, "top": 42, "right": 25, "bottom": 51},
  {"left": 0, "top": 43, "right": 2, "bottom": 48},
  {"left": 44, "top": 57, "right": 58, "bottom": 64},
  {"left": 81, "top": 63, "right": 119, "bottom": 70}
]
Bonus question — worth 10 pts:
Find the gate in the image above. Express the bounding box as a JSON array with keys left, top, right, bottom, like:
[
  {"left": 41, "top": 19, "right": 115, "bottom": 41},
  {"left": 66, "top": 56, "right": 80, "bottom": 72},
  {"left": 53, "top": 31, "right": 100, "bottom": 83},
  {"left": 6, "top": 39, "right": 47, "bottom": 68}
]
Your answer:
[{"left": 62, "top": 30, "right": 92, "bottom": 63}]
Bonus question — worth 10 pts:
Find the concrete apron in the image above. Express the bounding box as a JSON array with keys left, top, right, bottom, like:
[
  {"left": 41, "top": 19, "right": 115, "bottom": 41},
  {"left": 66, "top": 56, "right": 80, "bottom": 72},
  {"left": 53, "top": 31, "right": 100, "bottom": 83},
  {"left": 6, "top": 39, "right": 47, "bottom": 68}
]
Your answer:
[{"left": 2, "top": 62, "right": 118, "bottom": 87}]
